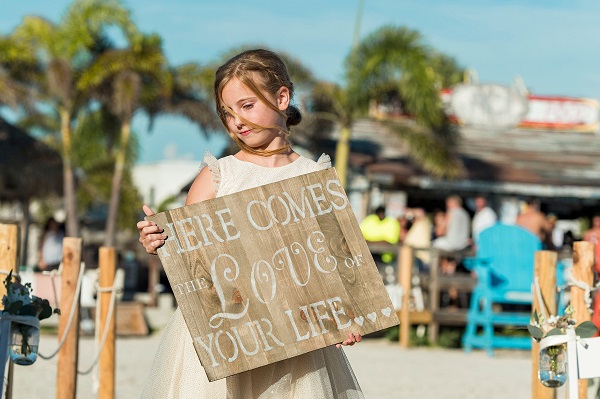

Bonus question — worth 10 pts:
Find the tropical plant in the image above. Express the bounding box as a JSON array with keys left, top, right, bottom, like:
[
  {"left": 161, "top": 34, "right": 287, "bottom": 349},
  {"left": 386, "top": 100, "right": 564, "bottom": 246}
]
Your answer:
[
  {"left": 79, "top": 34, "right": 220, "bottom": 246},
  {"left": 2, "top": 271, "right": 57, "bottom": 320},
  {"left": 0, "top": 36, "right": 39, "bottom": 111},
  {"left": 307, "top": 25, "right": 465, "bottom": 187},
  {"left": 11, "top": 0, "right": 138, "bottom": 237}
]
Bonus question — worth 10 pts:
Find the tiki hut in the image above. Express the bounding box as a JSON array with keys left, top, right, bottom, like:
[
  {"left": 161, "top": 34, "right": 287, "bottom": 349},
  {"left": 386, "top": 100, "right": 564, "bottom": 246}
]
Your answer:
[{"left": 0, "top": 117, "right": 63, "bottom": 264}]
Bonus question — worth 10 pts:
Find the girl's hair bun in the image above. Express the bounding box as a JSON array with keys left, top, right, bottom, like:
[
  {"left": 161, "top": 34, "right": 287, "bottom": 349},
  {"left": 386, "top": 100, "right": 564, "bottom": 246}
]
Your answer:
[{"left": 286, "top": 105, "right": 302, "bottom": 127}]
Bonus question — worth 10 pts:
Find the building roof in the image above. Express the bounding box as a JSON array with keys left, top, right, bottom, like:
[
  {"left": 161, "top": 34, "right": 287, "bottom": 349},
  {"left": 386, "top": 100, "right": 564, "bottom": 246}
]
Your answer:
[
  {"left": 0, "top": 117, "right": 62, "bottom": 201},
  {"left": 337, "top": 119, "right": 600, "bottom": 201}
]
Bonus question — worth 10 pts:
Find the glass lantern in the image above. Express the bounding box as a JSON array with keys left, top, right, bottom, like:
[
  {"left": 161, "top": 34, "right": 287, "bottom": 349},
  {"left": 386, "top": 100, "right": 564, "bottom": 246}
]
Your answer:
[
  {"left": 539, "top": 343, "right": 567, "bottom": 388},
  {"left": 8, "top": 319, "right": 40, "bottom": 366}
]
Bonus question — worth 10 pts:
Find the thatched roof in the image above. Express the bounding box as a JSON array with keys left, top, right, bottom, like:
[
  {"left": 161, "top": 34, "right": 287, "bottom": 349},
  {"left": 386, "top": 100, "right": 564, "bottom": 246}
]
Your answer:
[{"left": 0, "top": 117, "right": 62, "bottom": 201}]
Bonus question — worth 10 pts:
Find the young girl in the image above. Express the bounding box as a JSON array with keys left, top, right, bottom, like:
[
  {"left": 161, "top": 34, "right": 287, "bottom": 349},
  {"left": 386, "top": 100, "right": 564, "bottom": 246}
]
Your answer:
[{"left": 137, "top": 49, "right": 364, "bottom": 399}]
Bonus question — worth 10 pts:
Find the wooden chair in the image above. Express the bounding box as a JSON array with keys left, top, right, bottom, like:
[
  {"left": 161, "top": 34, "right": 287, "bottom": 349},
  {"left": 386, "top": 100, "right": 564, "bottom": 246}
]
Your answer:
[{"left": 462, "top": 223, "right": 542, "bottom": 355}]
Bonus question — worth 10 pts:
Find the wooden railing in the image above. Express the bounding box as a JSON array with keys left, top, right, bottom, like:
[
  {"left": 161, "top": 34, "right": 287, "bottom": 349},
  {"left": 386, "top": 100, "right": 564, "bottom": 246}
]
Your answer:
[{"left": 367, "top": 243, "right": 477, "bottom": 347}]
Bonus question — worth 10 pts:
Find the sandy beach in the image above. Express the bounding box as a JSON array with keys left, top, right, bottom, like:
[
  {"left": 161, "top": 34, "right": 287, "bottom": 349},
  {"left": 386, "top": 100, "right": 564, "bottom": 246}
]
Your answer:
[{"left": 11, "top": 307, "right": 540, "bottom": 399}]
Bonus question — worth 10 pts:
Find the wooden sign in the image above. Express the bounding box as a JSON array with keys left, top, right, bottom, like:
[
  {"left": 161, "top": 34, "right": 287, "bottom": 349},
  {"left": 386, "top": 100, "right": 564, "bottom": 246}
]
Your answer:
[{"left": 147, "top": 168, "right": 399, "bottom": 381}]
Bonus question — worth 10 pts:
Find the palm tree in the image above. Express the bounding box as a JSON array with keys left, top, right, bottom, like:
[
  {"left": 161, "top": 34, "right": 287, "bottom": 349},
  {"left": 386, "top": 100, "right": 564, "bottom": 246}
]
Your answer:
[
  {"left": 79, "top": 34, "right": 221, "bottom": 246},
  {"left": 308, "top": 25, "right": 464, "bottom": 187},
  {"left": 12, "top": 0, "right": 137, "bottom": 237}
]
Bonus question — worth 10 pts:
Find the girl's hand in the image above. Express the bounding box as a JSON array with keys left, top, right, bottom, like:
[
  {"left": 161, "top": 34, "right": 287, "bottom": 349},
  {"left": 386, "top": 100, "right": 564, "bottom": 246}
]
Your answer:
[
  {"left": 336, "top": 332, "right": 362, "bottom": 348},
  {"left": 136, "top": 205, "right": 166, "bottom": 255}
]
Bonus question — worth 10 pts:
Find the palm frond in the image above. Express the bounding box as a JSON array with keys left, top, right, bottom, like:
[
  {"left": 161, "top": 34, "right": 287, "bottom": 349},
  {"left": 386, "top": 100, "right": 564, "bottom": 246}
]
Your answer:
[{"left": 384, "top": 120, "right": 463, "bottom": 178}]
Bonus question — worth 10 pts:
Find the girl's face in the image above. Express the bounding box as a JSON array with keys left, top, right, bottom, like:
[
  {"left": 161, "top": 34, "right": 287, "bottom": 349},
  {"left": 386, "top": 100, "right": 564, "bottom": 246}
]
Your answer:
[{"left": 220, "top": 77, "right": 289, "bottom": 150}]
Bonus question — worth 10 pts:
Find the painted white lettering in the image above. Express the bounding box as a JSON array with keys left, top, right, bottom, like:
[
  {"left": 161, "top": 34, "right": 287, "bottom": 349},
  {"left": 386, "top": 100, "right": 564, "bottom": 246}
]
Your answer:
[
  {"left": 253, "top": 318, "right": 285, "bottom": 350},
  {"left": 310, "top": 300, "right": 331, "bottom": 334},
  {"left": 300, "top": 305, "right": 321, "bottom": 338},
  {"left": 250, "top": 259, "right": 277, "bottom": 304},
  {"left": 192, "top": 215, "right": 213, "bottom": 246},
  {"left": 307, "top": 230, "right": 338, "bottom": 273},
  {"left": 231, "top": 322, "right": 261, "bottom": 356},
  {"left": 209, "top": 254, "right": 250, "bottom": 328},
  {"left": 326, "top": 179, "right": 348, "bottom": 210},
  {"left": 201, "top": 214, "right": 225, "bottom": 243},
  {"left": 267, "top": 195, "right": 291, "bottom": 226},
  {"left": 214, "top": 330, "right": 239, "bottom": 363},
  {"left": 307, "top": 183, "right": 333, "bottom": 216},
  {"left": 165, "top": 223, "right": 185, "bottom": 254},
  {"left": 283, "top": 189, "right": 316, "bottom": 222},
  {"left": 272, "top": 245, "right": 311, "bottom": 286},
  {"left": 194, "top": 333, "right": 219, "bottom": 367},
  {"left": 215, "top": 208, "right": 240, "bottom": 241},
  {"left": 327, "top": 297, "right": 352, "bottom": 329},
  {"left": 176, "top": 218, "right": 202, "bottom": 251},
  {"left": 284, "top": 309, "right": 310, "bottom": 341},
  {"left": 247, "top": 200, "right": 273, "bottom": 231}
]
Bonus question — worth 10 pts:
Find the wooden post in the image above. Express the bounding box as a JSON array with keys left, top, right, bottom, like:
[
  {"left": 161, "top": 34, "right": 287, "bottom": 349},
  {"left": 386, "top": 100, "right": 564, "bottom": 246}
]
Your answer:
[
  {"left": 428, "top": 249, "right": 440, "bottom": 344},
  {"left": 0, "top": 224, "right": 19, "bottom": 399},
  {"left": 99, "top": 247, "right": 116, "bottom": 399},
  {"left": 531, "top": 250, "right": 557, "bottom": 399},
  {"left": 399, "top": 245, "right": 413, "bottom": 348},
  {"left": 0, "top": 224, "right": 19, "bottom": 298},
  {"left": 56, "top": 237, "right": 83, "bottom": 399},
  {"left": 571, "top": 241, "right": 594, "bottom": 399}
]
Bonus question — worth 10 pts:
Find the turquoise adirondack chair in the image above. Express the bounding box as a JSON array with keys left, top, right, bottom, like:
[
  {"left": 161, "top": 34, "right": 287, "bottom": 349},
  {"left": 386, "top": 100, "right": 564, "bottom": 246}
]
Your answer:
[{"left": 462, "top": 223, "right": 543, "bottom": 355}]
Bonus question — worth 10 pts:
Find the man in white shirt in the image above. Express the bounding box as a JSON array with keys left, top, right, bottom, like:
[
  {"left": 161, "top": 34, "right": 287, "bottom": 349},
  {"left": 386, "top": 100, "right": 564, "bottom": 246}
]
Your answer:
[{"left": 471, "top": 195, "right": 497, "bottom": 247}]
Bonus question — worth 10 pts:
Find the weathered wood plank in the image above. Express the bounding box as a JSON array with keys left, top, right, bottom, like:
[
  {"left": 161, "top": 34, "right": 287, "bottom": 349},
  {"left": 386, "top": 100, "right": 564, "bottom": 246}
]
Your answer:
[{"left": 148, "top": 169, "right": 399, "bottom": 381}]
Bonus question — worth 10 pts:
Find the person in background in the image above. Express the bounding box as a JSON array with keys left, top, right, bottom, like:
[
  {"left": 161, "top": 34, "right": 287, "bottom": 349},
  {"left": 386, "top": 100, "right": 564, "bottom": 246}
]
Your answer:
[
  {"left": 544, "top": 214, "right": 563, "bottom": 251},
  {"left": 360, "top": 205, "right": 401, "bottom": 264},
  {"left": 583, "top": 214, "right": 600, "bottom": 274},
  {"left": 432, "top": 195, "right": 471, "bottom": 307},
  {"left": 471, "top": 195, "right": 497, "bottom": 248},
  {"left": 432, "top": 209, "right": 446, "bottom": 240},
  {"left": 515, "top": 198, "right": 550, "bottom": 242},
  {"left": 432, "top": 195, "right": 471, "bottom": 273},
  {"left": 403, "top": 208, "right": 432, "bottom": 272},
  {"left": 37, "top": 217, "right": 65, "bottom": 271}
]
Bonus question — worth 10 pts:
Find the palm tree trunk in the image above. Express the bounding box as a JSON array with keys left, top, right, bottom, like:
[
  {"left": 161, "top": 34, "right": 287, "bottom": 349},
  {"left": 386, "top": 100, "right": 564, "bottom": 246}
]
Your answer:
[
  {"left": 104, "top": 119, "right": 131, "bottom": 247},
  {"left": 60, "top": 109, "right": 79, "bottom": 237},
  {"left": 334, "top": 125, "right": 351, "bottom": 188}
]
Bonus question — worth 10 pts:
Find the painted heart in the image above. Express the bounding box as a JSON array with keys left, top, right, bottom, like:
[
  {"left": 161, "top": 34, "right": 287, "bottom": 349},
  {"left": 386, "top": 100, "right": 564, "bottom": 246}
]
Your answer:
[
  {"left": 354, "top": 316, "right": 364, "bottom": 326},
  {"left": 381, "top": 307, "right": 392, "bottom": 317},
  {"left": 367, "top": 312, "right": 377, "bottom": 322}
]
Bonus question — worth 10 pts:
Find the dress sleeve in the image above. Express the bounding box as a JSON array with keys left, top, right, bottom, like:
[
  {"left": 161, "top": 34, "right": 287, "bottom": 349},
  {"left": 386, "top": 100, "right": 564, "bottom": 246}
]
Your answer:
[
  {"left": 316, "top": 153, "right": 332, "bottom": 170},
  {"left": 201, "top": 151, "right": 221, "bottom": 195}
]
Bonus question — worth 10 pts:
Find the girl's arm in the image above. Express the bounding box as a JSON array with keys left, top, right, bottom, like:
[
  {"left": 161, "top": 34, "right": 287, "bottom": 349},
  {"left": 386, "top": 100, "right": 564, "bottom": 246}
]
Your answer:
[{"left": 137, "top": 167, "right": 216, "bottom": 254}]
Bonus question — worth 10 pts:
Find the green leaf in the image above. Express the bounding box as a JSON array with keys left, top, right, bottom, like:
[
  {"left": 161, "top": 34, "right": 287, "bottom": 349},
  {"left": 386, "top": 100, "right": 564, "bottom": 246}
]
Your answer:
[
  {"left": 533, "top": 310, "right": 540, "bottom": 324},
  {"left": 19, "top": 304, "right": 37, "bottom": 317},
  {"left": 576, "top": 321, "right": 598, "bottom": 339},
  {"left": 546, "top": 328, "right": 563, "bottom": 337},
  {"left": 527, "top": 325, "right": 544, "bottom": 340},
  {"left": 6, "top": 300, "right": 22, "bottom": 314},
  {"left": 38, "top": 304, "right": 52, "bottom": 321}
]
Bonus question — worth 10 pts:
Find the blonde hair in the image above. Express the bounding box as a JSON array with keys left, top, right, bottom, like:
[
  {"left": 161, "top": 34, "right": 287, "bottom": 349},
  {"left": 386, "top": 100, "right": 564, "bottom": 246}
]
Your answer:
[{"left": 214, "top": 49, "right": 302, "bottom": 156}]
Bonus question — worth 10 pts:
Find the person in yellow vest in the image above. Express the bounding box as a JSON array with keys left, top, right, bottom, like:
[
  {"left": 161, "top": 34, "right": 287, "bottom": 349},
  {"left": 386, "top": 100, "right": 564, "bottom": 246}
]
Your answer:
[{"left": 360, "top": 206, "right": 400, "bottom": 266}]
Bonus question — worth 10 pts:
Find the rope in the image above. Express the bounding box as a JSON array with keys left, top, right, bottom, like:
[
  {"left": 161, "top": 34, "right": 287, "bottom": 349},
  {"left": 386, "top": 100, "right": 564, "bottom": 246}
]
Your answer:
[
  {"left": 533, "top": 276, "right": 548, "bottom": 320},
  {"left": 77, "top": 276, "right": 120, "bottom": 378},
  {"left": 41, "top": 266, "right": 62, "bottom": 311},
  {"left": 38, "top": 262, "right": 86, "bottom": 360},
  {"left": 563, "top": 267, "right": 600, "bottom": 315}
]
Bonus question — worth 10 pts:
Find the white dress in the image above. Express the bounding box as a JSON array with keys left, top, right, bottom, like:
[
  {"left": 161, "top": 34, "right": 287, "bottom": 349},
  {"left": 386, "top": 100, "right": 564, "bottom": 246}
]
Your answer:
[{"left": 141, "top": 152, "right": 364, "bottom": 399}]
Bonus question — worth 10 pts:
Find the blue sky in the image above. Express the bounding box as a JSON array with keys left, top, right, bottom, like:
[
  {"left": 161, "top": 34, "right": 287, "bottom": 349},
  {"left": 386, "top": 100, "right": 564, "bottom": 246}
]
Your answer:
[{"left": 3, "top": 0, "right": 600, "bottom": 164}]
